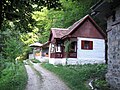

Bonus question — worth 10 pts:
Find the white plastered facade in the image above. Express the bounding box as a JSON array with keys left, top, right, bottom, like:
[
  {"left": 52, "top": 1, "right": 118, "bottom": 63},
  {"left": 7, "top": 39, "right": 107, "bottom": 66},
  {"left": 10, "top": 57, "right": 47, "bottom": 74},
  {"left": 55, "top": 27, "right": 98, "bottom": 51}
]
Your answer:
[{"left": 49, "top": 37, "right": 105, "bottom": 65}]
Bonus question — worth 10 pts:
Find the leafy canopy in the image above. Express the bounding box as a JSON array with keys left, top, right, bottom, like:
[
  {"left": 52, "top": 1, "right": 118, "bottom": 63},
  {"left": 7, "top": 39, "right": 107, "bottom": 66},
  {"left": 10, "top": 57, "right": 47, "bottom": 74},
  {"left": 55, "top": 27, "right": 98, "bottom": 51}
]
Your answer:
[{"left": 0, "top": 0, "right": 61, "bottom": 32}]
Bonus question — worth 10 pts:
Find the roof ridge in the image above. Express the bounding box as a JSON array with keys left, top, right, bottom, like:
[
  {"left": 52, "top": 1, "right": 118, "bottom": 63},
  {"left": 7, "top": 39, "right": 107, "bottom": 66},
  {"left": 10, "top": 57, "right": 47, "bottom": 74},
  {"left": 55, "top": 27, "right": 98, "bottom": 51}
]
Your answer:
[{"left": 51, "top": 28, "right": 68, "bottom": 30}]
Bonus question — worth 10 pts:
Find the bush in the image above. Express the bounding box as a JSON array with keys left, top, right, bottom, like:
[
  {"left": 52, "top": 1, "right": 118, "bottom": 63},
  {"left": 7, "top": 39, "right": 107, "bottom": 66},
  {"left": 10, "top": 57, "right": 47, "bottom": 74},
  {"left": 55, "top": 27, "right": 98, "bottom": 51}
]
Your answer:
[
  {"left": 0, "top": 62, "right": 28, "bottom": 90},
  {"left": 93, "top": 78, "right": 110, "bottom": 90}
]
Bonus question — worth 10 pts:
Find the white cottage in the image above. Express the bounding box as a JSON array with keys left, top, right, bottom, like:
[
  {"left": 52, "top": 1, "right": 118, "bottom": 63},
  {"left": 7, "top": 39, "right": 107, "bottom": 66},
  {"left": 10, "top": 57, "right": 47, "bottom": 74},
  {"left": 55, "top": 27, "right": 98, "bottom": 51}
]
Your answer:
[
  {"left": 29, "top": 42, "right": 49, "bottom": 62},
  {"left": 29, "top": 42, "right": 43, "bottom": 60},
  {"left": 48, "top": 15, "right": 106, "bottom": 65}
]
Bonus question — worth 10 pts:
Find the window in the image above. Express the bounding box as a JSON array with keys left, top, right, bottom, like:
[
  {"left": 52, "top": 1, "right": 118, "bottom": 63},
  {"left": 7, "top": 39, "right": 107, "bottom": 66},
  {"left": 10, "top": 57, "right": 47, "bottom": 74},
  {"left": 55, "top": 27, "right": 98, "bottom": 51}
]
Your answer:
[
  {"left": 70, "top": 41, "right": 77, "bottom": 52},
  {"left": 81, "top": 40, "right": 93, "bottom": 50}
]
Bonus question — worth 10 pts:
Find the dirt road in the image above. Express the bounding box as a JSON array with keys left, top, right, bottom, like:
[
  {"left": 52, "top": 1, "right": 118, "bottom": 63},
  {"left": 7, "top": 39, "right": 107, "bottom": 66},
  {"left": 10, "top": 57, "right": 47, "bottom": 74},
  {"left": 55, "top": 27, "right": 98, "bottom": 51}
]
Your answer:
[
  {"left": 25, "top": 63, "right": 70, "bottom": 90},
  {"left": 25, "top": 65, "right": 42, "bottom": 90}
]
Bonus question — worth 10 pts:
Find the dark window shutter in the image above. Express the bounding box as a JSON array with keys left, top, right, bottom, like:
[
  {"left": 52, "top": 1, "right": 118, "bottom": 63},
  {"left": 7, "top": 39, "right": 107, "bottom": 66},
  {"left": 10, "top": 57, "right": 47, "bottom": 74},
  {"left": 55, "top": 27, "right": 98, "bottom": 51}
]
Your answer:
[
  {"left": 89, "top": 41, "right": 93, "bottom": 50},
  {"left": 81, "top": 40, "right": 84, "bottom": 49},
  {"left": 57, "top": 44, "right": 58, "bottom": 51}
]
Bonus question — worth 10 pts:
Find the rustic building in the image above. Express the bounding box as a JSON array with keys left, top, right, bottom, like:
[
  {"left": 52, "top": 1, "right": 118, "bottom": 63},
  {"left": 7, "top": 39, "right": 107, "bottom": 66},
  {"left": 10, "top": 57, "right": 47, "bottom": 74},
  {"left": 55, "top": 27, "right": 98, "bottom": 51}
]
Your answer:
[
  {"left": 48, "top": 15, "right": 106, "bottom": 65},
  {"left": 29, "top": 42, "right": 49, "bottom": 62},
  {"left": 91, "top": 0, "right": 120, "bottom": 89}
]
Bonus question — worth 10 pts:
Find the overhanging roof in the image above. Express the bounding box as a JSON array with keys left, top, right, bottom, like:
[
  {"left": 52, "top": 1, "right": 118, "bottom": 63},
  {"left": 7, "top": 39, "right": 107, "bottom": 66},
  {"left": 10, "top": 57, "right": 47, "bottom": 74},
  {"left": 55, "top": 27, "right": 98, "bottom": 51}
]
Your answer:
[
  {"left": 91, "top": 0, "right": 120, "bottom": 19},
  {"left": 29, "top": 42, "right": 43, "bottom": 47}
]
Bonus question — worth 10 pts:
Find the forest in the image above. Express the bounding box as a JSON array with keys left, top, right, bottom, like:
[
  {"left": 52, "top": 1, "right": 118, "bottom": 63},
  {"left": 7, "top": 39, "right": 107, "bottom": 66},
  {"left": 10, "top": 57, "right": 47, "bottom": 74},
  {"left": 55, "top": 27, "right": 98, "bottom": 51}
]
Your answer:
[
  {"left": 0, "top": 0, "right": 99, "bottom": 60},
  {"left": 0, "top": 0, "right": 105, "bottom": 89}
]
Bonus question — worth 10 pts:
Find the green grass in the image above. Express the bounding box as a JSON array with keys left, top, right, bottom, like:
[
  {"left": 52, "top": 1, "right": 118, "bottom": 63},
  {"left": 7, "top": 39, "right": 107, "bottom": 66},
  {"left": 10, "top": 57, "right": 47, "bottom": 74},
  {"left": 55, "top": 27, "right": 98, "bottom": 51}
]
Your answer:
[
  {"left": 42, "top": 63, "right": 108, "bottom": 90},
  {"left": 31, "top": 59, "right": 41, "bottom": 63},
  {"left": 0, "top": 62, "right": 28, "bottom": 90}
]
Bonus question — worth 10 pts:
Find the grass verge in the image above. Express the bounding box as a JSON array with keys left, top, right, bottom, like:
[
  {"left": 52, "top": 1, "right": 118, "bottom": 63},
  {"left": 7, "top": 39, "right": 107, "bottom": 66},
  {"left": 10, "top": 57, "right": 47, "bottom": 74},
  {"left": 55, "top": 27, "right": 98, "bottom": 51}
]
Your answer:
[
  {"left": 42, "top": 63, "right": 108, "bottom": 90},
  {"left": 0, "top": 62, "right": 28, "bottom": 90},
  {"left": 31, "top": 59, "right": 40, "bottom": 63}
]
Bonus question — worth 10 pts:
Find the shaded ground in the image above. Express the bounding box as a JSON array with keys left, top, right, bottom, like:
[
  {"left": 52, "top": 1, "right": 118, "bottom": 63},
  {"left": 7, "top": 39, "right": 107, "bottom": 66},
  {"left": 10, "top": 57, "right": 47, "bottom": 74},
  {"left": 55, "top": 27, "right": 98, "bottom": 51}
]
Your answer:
[{"left": 25, "top": 63, "right": 70, "bottom": 90}]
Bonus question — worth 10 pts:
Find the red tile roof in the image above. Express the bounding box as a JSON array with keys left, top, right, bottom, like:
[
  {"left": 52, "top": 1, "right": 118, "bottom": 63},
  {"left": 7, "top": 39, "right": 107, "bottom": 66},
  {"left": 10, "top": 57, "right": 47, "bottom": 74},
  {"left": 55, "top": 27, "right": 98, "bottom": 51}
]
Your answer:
[
  {"left": 51, "top": 28, "right": 69, "bottom": 38},
  {"left": 50, "top": 15, "right": 92, "bottom": 40}
]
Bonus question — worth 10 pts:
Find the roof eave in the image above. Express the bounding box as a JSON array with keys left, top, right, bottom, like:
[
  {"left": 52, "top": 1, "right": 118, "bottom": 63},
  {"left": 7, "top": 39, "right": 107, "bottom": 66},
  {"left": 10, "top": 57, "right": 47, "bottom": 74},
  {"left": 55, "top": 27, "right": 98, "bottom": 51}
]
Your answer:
[
  {"left": 91, "top": 0, "right": 120, "bottom": 18},
  {"left": 90, "top": 0, "right": 104, "bottom": 12},
  {"left": 42, "top": 41, "right": 50, "bottom": 48}
]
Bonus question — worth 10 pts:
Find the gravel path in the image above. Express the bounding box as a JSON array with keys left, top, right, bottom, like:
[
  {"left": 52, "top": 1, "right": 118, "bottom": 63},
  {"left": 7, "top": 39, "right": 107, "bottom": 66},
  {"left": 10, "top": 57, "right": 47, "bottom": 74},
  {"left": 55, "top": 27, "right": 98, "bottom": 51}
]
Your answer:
[
  {"left": 25, "top": 65, "right": 42, "bottom": 90},
  {"left": 25, "top": 63, "right": 70, "bottom": 90}
]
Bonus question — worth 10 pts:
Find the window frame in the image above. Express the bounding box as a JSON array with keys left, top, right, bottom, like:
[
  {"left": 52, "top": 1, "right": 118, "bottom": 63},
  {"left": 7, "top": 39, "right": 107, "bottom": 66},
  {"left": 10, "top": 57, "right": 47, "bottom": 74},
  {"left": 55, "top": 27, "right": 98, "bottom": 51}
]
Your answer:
[{"left": 81, "top": 40, "right": 93, "bottom": 50}]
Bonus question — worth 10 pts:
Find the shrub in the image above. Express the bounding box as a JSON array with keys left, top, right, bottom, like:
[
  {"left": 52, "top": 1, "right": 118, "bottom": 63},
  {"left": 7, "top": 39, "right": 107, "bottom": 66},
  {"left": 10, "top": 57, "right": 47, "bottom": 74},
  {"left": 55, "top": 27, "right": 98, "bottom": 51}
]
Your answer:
[
  {"left": 0, "top": 62, "right": 28, "bottom": 90},
  {"left": 93, "top": 78, "right": 110, "bottom": 90}
]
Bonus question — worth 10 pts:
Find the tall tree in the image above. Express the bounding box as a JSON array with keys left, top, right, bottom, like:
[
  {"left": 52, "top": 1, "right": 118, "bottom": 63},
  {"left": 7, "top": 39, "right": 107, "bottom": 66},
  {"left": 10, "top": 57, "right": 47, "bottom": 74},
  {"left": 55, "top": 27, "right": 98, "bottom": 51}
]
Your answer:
[
  {"left": 60, "top": 0, "right": 98, "bottom": 28},
  {"left": 0, "top": 0, "right": 62, "bottom": 58},
  {"left": 31, "top": 0, "right": 98, "bottom": 43},
  {"left": 0, "top": 0, "right": 61, "bottom": 32}
]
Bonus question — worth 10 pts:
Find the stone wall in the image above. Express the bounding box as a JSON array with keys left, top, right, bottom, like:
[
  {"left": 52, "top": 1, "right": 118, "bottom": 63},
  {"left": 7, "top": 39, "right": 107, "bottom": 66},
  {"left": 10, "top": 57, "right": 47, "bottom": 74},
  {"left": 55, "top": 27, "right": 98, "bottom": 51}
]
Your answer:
[{"left": 106, "top": 5, "right": 120, "bottom": 90}]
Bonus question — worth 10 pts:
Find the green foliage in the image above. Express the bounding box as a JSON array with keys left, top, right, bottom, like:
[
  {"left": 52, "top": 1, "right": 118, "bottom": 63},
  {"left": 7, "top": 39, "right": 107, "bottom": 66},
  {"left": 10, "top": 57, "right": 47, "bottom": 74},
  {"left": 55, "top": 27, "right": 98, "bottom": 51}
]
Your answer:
[
  {"left": 31, "top": 59, "right": 41, "bottom": 63},
  {"left": 3, "top": 35, "right": 24, "bottom": 62},
  {"left": 59, "top": 0, "right": 97, "bottom": 28},
  {"left": 93, "top": 79, "right": 110, "bottom": 90},
  {"left": 64, "top": 40, "right": 71, "bottom": 53},
  {"left": 0, "top": 0, "right": 99, "bottom": 53},
  {"left": 0, "top": 1, "right": 102, "bottom": 90},
  {"left": 31, "top": 0, "right": 98, "bottom": 43},
  {"left": 32, "top": 8, "right": 52, "bottom": 43},
  {"left": 1, "top": 21, "right": 33, "bottom": 60},
  {"left": 42, "top": 63, "right": 107, "bottom": 90},
  {"left": 0, "top": 0, "right": 61, "bottom": 32},
  {"left": 0, "top": 62, "right": 28, "bottom": 90},
  {"left": 64, "top": 40, "right": 71, "bottom": 63}
]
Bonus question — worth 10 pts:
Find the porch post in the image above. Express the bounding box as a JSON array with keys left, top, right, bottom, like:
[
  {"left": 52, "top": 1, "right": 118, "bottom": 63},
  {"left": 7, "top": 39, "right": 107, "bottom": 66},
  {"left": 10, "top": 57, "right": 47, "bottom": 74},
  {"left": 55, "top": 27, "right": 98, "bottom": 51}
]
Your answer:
[{"left": 49, "top": 43, "right": 51, "bottom": 58}]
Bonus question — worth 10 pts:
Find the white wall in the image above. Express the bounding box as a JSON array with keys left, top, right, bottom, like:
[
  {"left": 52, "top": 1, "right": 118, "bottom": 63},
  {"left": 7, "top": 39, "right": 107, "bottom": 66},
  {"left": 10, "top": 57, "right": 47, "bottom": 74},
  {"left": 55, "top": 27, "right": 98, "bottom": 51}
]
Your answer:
[
  {"left": 49, "top": 58, "right": 66, "bottom": 65},
  {"left": 77, "top": 37, "right": 105, "bottom": 64},
  {"left": 49, "top": 58, "right": 78, "bottom": 65},
  {"left": 49, "top": 37, "right": 105, "bottom": 65},
  {"left": 29, "top": 54, "right": 34, "bottom": 59}
]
